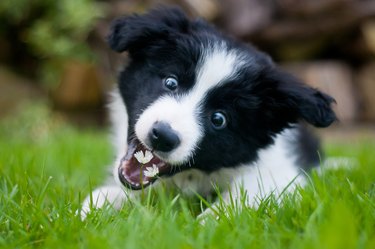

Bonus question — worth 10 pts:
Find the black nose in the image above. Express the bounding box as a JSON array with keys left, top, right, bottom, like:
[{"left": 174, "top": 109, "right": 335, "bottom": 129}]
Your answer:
[{"left": 148, "top": 121, "right": 180, "bottom": 152}]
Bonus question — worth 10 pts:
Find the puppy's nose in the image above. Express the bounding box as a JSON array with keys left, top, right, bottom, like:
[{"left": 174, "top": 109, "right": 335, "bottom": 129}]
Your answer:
[{"left": 148, "top": 121, "right": 180, "bottom": 152}]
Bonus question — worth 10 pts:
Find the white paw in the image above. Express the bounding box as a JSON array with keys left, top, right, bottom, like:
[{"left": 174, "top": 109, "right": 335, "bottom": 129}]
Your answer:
[{"left": 80, "top": 186, "right": 127, "bottom": 220}]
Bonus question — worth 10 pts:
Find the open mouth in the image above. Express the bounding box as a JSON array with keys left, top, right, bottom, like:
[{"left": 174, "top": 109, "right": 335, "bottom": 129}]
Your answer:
[{"left": 118, "top": 139, "right": 171, "bottom": 190}]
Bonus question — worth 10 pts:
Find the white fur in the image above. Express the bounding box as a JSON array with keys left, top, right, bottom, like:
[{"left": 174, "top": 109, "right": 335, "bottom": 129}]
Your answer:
[
  {"left": 192, "top": 43, "right": 243, "bottom": 104},
  {"left": 80, "top": 90, "right": 132, "bottom": 218},
  {"left": 108, "top": 90, "right": 131, "bottom": 187},
  {"left": 168, "top": 128, "right": 303, "bottom": 204},
  {"left": 108, "top": 90, "right": 129, "bottom": 163},
  {"left": 81, "top": 46, "right": 303, "bottom": 219},
  {"left": 225, "top": 128, "right": 304, "bottom": 206},
  {"left": 135, "top": 44, "right": 244, "bottom": 164},
  {"left": 135, "top": 95, "right": 201, "bottom": 164},
  {"left": 81, "top": 123, "right": 302, "bottom": 219},
  {"left": 81, "top": 185, "right": 128, "bottom": 219}
]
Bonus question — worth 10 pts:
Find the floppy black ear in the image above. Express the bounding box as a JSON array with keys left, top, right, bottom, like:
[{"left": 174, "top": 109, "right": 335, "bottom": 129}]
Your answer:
[
  {"left": 107, "top": 7, "right": 190, "bottom": 53},
  {"left": 265, "top": 69, "right": 337, "bottom": 128}
]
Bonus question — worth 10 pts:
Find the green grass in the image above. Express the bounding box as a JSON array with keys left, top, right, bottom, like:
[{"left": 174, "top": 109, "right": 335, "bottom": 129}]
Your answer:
[{"left": 1, "top": 103, "right": 375, "bottom": 249}]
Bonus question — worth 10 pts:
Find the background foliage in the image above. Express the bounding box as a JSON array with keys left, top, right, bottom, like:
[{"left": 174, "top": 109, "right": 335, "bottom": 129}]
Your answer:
[{"left": 0, "top": 0, "right": 104, "bottom": 85}]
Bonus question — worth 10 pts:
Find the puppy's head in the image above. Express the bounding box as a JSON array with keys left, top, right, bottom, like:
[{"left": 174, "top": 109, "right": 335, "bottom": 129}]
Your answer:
[{"left": 109, "top": 7, "right": 336, "bottom": 190}]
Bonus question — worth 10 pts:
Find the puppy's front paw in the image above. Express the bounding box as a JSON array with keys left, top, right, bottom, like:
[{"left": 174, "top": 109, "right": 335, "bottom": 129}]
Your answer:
[
  {"left": 197, "top": 206, "right": 221, "bottom": 225},
  {"left": 80, "top": 185, "right": 127, "bottom": 220}
]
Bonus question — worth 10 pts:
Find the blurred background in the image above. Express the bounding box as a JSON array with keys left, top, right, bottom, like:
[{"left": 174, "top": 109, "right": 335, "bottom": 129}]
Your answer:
[{"left": 1, "top": 0, "right": 375, "bottom": 140}]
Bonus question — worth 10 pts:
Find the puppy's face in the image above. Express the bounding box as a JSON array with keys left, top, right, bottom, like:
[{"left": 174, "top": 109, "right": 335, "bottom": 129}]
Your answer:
[{"left": 109, "top": 8, "right": 336, "bottom": 190}]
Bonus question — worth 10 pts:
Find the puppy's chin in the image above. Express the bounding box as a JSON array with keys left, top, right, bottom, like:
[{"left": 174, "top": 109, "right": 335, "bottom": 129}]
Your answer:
[{"left": 118, "top": 139, "right": 174, "bottom": 190}]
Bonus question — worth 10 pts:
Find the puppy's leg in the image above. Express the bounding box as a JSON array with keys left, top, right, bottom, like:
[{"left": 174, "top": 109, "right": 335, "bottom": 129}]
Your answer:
[
  {"left": 198, "top": 163, "right": 304, "bottom": 223},
  {"left": 80, "top": 157, "right": 136, "bottom": 219},
  {"left": 80, "top": 185, "right": 129, "bottom": 219}
]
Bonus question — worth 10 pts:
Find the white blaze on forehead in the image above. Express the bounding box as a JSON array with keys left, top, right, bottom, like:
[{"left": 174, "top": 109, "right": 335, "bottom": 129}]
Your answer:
[
  {"left": 135, "top": 44, "right": 243, "bottom": 164},
  {"left": 190, "top": 44, "right": 241, "bottom": 105}
]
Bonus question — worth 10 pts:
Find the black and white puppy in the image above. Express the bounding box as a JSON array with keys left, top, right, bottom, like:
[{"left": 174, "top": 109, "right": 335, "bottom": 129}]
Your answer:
[{"left": 82, "top": 7, "right": 336, "bottom": 217}]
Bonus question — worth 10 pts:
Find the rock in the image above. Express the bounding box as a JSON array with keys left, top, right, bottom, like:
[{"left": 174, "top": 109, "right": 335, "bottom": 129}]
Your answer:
[
  {"left": 220, "top": 0, "right": 274, "bottom": 36},
  {"left": 179, "top": 0, "right": 220, "bottom": 20},
  {"left": 361, "top": 19, "right": 375, "bottom": 55},
  {"left": 245, "top": 0, "right": 375, "bottom": 62},
  {"left": 277, "top": 0, "right": 349, "bottom": 18},
  {"left": 356, "top": 62, "right": 375, "bottom": 121},
  {"left": 251, "top": 0, "right": 375, "bottom": 41},
  {"left": 283, "top": 61, "right": 358, "bottom": 123},
  {"left": 0, "top": 66, "right": 43, "bottom": 118},
  {"left": 53, "top": 61, "right": 104, "bottom": 110}
]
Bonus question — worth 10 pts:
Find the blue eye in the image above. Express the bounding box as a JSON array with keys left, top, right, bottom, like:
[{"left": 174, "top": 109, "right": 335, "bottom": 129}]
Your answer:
[
  {"left": 164, "top": 76, "right": 178, "bottom": 91},
  {"left": 211, "top": 112, "right": 227, "bottom": 129}
]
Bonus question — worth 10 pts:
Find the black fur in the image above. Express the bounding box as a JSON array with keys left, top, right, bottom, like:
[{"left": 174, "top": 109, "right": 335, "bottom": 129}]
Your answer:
[{"left": 109, "top": 7, "right": 336, "bottom": 176}]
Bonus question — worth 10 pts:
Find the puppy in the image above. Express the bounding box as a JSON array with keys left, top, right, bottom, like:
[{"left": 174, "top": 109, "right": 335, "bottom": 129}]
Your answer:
[{"left": 81, "top": 7, "right": 336, "bottom": 218}]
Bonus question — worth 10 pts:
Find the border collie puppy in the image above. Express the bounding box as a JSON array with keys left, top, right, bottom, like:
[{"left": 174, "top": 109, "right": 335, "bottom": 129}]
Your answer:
[{"left": 81, "top": 7, "right": 336, "bottom": 218}]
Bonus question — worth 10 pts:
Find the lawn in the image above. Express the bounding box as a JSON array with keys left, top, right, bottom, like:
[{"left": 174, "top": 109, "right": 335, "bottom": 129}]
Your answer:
[{"left": 1, "top": 103, "right": 375, "bottom": 249}]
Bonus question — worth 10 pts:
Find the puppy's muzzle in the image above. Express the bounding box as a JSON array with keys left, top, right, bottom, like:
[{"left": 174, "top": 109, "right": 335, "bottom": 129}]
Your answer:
[{"left": 148, "top": 121, "right": 180, "bottom": 152}]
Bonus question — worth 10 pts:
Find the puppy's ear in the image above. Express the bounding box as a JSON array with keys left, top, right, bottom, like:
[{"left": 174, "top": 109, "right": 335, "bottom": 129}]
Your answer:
[
  {"left": 107, "top": 7, "right": 190, "bottom": 53},
  {"left": 265, "top": 69, "right": 337, "bottom": 128}
]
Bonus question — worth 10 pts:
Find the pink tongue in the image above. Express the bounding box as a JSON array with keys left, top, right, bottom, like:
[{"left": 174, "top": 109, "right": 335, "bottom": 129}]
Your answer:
[
  {"left": 125, "top": 163, "right": 145, "bottom": 183},
  {"left": 124, "top": 151, "right": 160, "bottom": 183},
  {"left": 122, "top": 142, "right": 152, "bottom": 184},
  {"left": 119, "top": 140, "right": 169, "bottom": 188}
]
